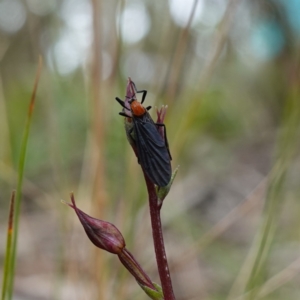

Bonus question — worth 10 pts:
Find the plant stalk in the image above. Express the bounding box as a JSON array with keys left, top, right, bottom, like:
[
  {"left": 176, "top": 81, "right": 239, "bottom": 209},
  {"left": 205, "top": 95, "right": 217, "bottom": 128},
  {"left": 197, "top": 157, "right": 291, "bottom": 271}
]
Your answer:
[{"left": 143, "top": 172, "right": 176, "bottom": 300}]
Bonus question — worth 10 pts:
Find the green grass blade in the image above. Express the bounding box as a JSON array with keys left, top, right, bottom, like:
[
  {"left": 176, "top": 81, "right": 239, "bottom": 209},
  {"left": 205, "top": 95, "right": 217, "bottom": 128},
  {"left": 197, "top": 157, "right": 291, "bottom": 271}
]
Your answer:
[
  {"left": 1, "top": 191, "right": 16, "bottom": 300},
  {"left": 244, "top": 85, "right": 300, "bottom": 299},
  {"left": 6, "top": 57, "right": 43, "bottom": 300}
]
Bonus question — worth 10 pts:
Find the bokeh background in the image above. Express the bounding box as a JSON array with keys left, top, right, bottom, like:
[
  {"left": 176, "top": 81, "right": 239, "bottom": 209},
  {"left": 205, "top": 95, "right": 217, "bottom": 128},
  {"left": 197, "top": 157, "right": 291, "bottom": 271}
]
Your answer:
[{"left": 1, "top": 0, "right": 300, "bottom": 299}]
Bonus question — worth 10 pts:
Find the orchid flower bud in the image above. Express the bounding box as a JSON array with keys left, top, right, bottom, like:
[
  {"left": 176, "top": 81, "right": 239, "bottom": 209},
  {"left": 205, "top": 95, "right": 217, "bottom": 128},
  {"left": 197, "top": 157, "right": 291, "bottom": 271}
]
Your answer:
[
  {"left": 64, "top": 193, "right": 125, "bottom": 254},
  {"left": 123, "top": 77, "right": 136, "bottom": 118}
]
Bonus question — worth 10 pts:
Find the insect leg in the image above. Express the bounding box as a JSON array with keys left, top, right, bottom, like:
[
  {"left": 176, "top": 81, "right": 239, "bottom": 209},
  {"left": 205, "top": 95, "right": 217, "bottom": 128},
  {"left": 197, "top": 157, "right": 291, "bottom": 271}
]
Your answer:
[
  {"left": 156, "top": 123, "right": 172, "bottom": 160},
  {"left": 119, "top": 112, "right": 132, "bottom": 118},
  {"left": 131, "top": 82, "right": 148, "bottom": 104},
  {"left": 115, "top": 97, "right": 130, "bottom": 111}
]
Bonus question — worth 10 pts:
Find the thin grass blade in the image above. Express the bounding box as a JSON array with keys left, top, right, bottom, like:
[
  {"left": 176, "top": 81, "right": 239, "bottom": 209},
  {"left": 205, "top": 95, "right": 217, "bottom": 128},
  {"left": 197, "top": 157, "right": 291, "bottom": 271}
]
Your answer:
[
  {"left": 1, "top": 191, "right": 16, "bottom": 300},
  {"left": 6, "top": 57, "right": 43, "bottom": 300}
]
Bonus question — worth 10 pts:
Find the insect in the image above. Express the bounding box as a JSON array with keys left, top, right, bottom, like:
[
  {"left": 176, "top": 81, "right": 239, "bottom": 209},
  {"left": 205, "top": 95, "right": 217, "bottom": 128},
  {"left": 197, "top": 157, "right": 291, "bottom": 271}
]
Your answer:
[{"left": 116, "top": 82, "right": 172, "bottom": 187}]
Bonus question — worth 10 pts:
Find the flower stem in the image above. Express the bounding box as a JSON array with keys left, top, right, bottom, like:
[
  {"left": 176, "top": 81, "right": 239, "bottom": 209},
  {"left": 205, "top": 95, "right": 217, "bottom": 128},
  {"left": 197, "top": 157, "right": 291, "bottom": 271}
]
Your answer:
[
  {"left": 118, "top": 248, "right": 155, "bottom": 290},
  {"left": 143, "top": 172, "right": 176, "bottom": 300}
]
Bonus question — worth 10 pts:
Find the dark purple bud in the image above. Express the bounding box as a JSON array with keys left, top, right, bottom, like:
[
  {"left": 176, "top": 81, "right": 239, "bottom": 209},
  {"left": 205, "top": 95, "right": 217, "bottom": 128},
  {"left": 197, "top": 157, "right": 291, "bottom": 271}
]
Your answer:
[
  {"left": 123, "top": 77, "right": 138, "bottom": 152},
  {"left": 65, "top": 193, "right": 125, "bottom": 254}
]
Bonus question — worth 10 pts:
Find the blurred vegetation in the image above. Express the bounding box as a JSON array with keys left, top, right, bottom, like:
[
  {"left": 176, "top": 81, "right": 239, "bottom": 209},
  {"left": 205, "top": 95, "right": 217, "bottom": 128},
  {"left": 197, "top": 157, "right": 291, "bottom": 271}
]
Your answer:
[{"left": 1, "top": 0, "right": 300, "bottom": 299}]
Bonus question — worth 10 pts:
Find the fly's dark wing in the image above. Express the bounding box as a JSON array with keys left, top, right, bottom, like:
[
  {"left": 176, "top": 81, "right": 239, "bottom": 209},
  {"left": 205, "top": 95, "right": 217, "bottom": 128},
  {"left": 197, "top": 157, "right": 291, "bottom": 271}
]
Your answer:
[{"left": 133, "top": 113, "right": 171, "bottom": 187}]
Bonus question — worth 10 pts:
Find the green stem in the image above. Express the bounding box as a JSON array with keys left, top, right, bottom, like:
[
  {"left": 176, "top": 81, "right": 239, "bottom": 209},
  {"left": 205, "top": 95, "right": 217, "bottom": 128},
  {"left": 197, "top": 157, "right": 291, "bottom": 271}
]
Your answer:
[
  {"left": 1, "top": 191, "right": 15, "bottom": 300},
  {"left": 6, "top": 58, "right": 42, "bottom": 300}
]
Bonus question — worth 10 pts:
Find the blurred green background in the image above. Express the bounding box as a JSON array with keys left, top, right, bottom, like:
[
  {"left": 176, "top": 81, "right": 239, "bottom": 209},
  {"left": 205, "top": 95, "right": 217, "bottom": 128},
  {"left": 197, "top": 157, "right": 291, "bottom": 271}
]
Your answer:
[{"left": 1, "top": 0, "right": 300, "bottom": 299}]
